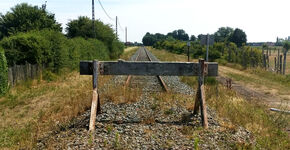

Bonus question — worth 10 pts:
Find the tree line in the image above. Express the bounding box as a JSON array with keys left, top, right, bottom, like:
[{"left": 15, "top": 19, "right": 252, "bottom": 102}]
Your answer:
[
  {"left": 142, "top": 27, "right": 247, "bottom": 47},
  {"left": 0, "top": 3, "right": 124, "bottom": 95},
  {"left": 144, "top": 27, "right": 265, "bottom": 68}
]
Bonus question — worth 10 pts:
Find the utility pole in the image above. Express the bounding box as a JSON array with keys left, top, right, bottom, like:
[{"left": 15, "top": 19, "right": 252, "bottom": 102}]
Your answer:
[
  {"left": 125, "top": 27, "right": 127, "bottom": 44},
  {"left": 92, "top": 0, "right": 96, "bottom": 38},
  {"left": 206, "top": 34, "right": 209, "bottom": 62},
  {"left": 116, "top": 16, "right": 118, "bottom": 39}
]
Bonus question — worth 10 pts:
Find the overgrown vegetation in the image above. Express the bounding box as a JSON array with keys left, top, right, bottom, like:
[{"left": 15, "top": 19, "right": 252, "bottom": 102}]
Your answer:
[
  {"left": 0, "top": 47, "right": 8, "bottom": 95},
  {"left": 0, "top": 3, "right": 124, "bottom": 96},
  {"left": 149, "top": 47, "right": 290, "bottom": 149},
  {"left": 0, "top": 47, "right": 135, "bottom": 149}
]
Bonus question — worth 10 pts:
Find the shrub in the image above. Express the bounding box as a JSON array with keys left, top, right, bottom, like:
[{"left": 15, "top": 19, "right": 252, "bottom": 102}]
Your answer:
[
  {"left": 0, "top": 30, "right": 69, "bottom": 72},
  {"left": 66, "top": 37, "right": 110, "bottom": 70},
  {"left": 0, "top": 32, "right": 49, "bottom": 66},
  {"left": 0, "top": 47, "right": 8, "bottom": 96}
]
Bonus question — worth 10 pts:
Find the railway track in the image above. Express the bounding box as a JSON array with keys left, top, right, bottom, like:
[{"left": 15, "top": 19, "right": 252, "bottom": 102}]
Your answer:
[{"left": 125, "top": 47, "right": 168, "bottom": 92}]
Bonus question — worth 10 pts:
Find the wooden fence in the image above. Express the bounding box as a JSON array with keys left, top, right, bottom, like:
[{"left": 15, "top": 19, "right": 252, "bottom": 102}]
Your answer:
[{"left": 8, "top": 63, "right": 41, "bottom": 86}]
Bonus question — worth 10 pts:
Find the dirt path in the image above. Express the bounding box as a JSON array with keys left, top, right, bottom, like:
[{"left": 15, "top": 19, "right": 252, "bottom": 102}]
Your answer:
[{"left": 218, "top": 66, "right": 290, "bottom": 110}]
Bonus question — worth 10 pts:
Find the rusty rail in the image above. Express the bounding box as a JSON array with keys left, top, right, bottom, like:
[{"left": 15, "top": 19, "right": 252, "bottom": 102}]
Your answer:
[
  {"left": 125, "top": 48, "right": 169, "bottom": 92},
  {"left": 124, "top": 48, "right": 141, "bottom": 86}
]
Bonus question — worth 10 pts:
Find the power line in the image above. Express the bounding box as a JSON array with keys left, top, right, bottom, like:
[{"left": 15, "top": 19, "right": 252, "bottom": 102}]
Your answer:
[
  {"left": 97, "top": 0, "right": 114, "bottom": 21},
  {"left": 117, "top": 18, "right": 124, "bottom": 32},
  {"left": 97, "top": 0, "right": 125, "bottom": 34}
]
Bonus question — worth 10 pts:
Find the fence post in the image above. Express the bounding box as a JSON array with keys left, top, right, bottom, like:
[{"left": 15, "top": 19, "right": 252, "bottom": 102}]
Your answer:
[
  {"left": 198, "top": 59, "right": 208, "bottom": 129},
  {"left": 89, "top": 60, "right": 99, "bottom": 131},
  {"left": 267, "top": 54, "right": 270, "bottom": 69},
  {"left": 283, "top": 51, "right": 287, "bottom": 75},
  {"left": 193, "top": 86, "right": 200, "bottom": 115},
  {"left": 279, "top": 55, "right": 283, "bottom": 74},
  {"left": 274, "top": 57, "right": 277, "bottom": 71},
  {"left": 263, "top": 54, "right": 266, "bottom": 69}
]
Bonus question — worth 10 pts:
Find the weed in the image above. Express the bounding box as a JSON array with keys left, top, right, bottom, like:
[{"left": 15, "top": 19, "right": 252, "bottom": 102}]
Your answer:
[
  {"left": 164, "top": 108, "right": 174, "bottom": 115},
  {"left": 194, "top": 137, "right": 199, "bottom": 150},
  {"left": 113, "top": 132, "right": 120, "bottom": 149},
  {"left": 106, "top": 124, "right": 113, "bottom": 134}
]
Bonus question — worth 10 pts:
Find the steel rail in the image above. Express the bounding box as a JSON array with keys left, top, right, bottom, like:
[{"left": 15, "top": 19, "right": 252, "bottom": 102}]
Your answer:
[
  {"left": 124, "top": 48, "right": 168, "bottom": 92},
  {"left": 143, "top": 48, "right": 169, "bottom": 92}
]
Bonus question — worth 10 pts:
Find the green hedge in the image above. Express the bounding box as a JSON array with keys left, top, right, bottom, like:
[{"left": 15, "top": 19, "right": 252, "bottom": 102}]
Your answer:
[
  {"left": 66, "top": 37, "right": 110, "bottom": 70},
  {"left": 0, "top": 30, "right": 123, "bottom": 73},
  {"left": 0, "top": 47, "right": 8, "bottom": 95}
]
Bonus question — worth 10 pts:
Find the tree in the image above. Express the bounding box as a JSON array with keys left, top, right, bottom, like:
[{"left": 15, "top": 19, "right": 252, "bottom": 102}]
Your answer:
[
  {"left": 0, "top": 3, "right": 62, "bottom": 39},
  {"left": 282, "top": 41, "right": 290, "bottom": 74},
  {"left": 66, "top": 16, "right": 123, "bottom": 59},
  {"left": 142, "top": 32, "right": 156, "bottom": 46},
  {"left": 190, "top": 35, "right": 196, "bottom": 41},
  {"left": 229, "top": 28, "right": 247, "bottom": 47},
  {"left": 213, "top": 27, "right": 233, "bottom": 42},
  {"left": 66, "top": 16, "right": 115, "bottom": 45},
  {"left": 167, "top": 29, "right": 189, "bottom": 41}
]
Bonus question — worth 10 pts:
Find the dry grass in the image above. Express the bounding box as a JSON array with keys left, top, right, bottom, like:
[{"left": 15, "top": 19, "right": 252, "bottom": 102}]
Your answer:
[
  {"left": 101, "top": 84, "right": 142, "bottom": 105},
  {"left": 0, "top": 47, "right": 139, "bottom": 149},
  {"left": 148, "top": 47, "right": 290, "bottom": 149},
  {"left": 268, "top": 50, "right": 290, "bottom": 74}
]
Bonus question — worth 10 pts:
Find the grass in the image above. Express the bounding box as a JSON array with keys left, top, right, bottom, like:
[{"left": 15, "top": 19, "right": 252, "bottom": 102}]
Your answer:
[
  {"left": 148, "top": 47, "right": 290, "bottom": 149},
  {"left": 0, "top": 47, "right": 139, "bottom": 149}
]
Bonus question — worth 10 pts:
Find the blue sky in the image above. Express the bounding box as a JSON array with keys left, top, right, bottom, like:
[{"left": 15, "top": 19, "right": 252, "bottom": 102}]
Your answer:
[{"left": 1, "top": 0, "right": 290, "bottom": 43}]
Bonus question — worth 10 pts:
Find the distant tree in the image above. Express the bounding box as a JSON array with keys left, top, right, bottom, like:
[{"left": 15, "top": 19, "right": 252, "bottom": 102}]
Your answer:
[
  {"left": 213, "top": 27, "right": 233, "bottom": 42},
  {"left": 190, "top": 35, "right": 196, "bottom": 41},
  {"left": 229, "top": 28, "right": 247, "bottom": 47},
  {"left": 167, "top": 29, "right": 189, "bottom": 41},
  {"left": 197, "top": 34, "right": 203, "bottom": 41},
  {"left": 154, "top": 33, "right": 166, "bottom": 41},
  {"left": 142, "top": 32, "right": 157, "bottom": 46},
  {"left": 66, "top": 16, "right": 116, "bottom": 45},
  {"left": 0, "top": 3, "right": 62, "bottom": 39}
]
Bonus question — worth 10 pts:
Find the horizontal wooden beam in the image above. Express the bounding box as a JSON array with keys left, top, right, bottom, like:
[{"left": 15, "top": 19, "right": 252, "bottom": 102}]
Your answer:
[{"left": 80, "top": 60, "right": 218, "bottom": 76}]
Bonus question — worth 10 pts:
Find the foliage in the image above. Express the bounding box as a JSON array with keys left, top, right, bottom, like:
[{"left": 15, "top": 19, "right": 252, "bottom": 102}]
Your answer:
[
  {"left": 283, "top": 41, "right": 290, "bottom": 52},
  {"left": 142, "top": 29, "right": 190, "bottom": 46},
  {"left": 229, "top": 28, "right": 247, "bottom": 47},
  {"left": 66, "top": 16, "right": 123, "bottom": 59},
  {"left": 213, "top": 27, "right": 233, "bottom": 42},
  {"left": 190, "top": 35, "right": 196, "bottom": 41},
  {"left": 66, "top": 37, "right": 110, "bottom": 69},
  {"left": 0, "top": 47, "right": 8, "bottom": 96},
  {"left": 0, "top": 30, "right": 69, "bottom": 72},
  {"left": 142, "top": 32, "right": 159, "bottom": 46},
  {"left": 1, "top": 31, "right": 49, "bottom": 66},
  {"left": 167, "top": 29, "right": 189, "bottom": 41},
  {"left": 153, "top": 38, "right": 262, "bottom": 68},
  {"left": 0, "top": 3, "right": 61, "bottom": 40}
]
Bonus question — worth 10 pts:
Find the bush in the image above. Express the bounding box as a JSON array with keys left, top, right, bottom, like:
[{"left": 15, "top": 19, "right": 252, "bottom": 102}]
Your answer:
[
  {"left": 0, "top": 30, "right": 69, "bottom": 72},
  {"left": 0, "top": 47, "right": 8, "bottom": 96},
  {"left": 66, "top": 37, "right": 110, "bottom": 70},
  {"left": 0, "top": 32, "right": 49, "bottom": 66}
]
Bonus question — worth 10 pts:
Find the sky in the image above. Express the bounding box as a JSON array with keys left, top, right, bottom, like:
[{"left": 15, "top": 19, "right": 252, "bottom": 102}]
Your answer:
[{"left": 0, "top": 0, "right": 290, "bottom": 43}]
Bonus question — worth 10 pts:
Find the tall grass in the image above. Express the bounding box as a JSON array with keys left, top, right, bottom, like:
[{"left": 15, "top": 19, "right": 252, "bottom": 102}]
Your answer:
[{"left": 149, "top": 47, "right": 290, "bottom": 149}]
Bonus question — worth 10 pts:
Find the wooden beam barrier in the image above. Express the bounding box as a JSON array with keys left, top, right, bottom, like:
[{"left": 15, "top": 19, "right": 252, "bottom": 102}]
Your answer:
[
  {"left": 80, "top": 59, "right": 218, "bottom": 131},
  {"left": 80, "top": 60, "right": 218, "bottom": 76}
]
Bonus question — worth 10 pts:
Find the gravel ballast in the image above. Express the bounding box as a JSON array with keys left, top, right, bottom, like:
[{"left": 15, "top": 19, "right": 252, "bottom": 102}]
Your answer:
[{"left": 37, "top": 47, "right": 254, "bottom": 149}]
